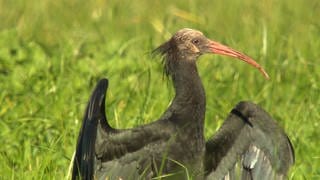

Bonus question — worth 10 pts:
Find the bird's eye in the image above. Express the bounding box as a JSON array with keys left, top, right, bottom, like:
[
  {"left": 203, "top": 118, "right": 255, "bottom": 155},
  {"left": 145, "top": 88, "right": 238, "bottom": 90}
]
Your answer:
[{"left": 192, "top": 39, "right": 200, "bottom": 45}]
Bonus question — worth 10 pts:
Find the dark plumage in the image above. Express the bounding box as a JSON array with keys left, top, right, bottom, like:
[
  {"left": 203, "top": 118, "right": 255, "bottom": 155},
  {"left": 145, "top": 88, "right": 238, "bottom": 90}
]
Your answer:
[{"left": 72, "top": 28, "right": 294, "bottom": 180}]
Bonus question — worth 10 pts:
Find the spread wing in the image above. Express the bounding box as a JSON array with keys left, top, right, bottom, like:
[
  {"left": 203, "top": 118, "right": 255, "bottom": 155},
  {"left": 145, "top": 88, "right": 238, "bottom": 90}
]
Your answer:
[
  {"left": 205, "top": 101, "right": 294, "bottom": 180},
  {"left": 72, "top": 79, "right": 110, "bottom": 180},
  {"left": 72, "top": 79, "right": 173, "bottom": 180}
]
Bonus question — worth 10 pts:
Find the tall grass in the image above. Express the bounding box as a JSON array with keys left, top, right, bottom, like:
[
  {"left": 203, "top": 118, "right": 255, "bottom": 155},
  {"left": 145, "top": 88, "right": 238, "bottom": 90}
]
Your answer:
[{"left": 0, "top": 0, "right": 319, "bottom": 179}]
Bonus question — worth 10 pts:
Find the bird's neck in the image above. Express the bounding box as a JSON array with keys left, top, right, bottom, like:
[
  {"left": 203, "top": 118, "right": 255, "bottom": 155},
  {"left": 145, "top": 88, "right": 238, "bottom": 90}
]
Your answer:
[
  {"left": 160, "top": 53, "right": 206, "bottom": 158},
  {"left": 168, "top": 57, "right": 206, "bottom": 126}
]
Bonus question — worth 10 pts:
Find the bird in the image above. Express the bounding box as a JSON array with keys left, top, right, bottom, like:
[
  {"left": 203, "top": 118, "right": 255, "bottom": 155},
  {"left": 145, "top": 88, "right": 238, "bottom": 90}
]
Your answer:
[{"left": 71, "top": 28, "right": 294, "bottom": 180}]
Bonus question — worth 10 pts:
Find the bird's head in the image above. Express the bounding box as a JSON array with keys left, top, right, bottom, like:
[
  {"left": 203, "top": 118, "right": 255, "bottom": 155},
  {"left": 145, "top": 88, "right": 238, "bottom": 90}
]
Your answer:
[{"left": 154, "top": 28, "right": 269, "bottom": 79}]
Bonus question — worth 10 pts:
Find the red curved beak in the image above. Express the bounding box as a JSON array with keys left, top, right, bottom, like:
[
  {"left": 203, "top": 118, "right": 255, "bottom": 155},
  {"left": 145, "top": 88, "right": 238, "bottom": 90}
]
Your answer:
[{"left": 208, "top": 40, "right": 270, "bottom": 79}]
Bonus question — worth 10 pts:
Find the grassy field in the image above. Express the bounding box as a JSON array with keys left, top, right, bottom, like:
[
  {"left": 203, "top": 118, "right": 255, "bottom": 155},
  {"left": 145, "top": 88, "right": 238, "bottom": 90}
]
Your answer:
[{"left": 0, "top": 0, "right": 319, "bottom": 179}]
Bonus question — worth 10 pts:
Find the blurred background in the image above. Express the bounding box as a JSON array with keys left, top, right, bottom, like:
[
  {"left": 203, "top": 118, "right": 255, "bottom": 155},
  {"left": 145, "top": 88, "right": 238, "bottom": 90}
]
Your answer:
[{"left": 0, "top": 0, "right": 319, "bottom": 179}]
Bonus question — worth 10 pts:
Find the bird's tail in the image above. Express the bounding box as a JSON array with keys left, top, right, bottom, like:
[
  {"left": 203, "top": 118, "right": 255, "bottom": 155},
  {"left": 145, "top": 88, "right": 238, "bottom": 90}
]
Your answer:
[{"left": 72, "top": 78, "right": 110, "bottom": 180}]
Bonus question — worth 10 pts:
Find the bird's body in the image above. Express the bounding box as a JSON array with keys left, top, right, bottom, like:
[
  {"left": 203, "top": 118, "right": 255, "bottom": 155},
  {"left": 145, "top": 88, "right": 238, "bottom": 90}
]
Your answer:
[{"left": 72, "top": 28, "right": 294, "bottom": 180}]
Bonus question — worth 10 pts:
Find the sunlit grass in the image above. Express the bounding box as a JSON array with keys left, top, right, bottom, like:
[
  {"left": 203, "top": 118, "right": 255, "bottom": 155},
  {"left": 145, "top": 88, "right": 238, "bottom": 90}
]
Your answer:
[{"left": 0, "top": 0, "right": 319, "bottom": 179}]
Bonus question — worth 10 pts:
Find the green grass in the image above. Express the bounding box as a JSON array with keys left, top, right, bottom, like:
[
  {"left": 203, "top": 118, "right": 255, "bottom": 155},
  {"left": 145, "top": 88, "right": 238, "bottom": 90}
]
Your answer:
[{"left": 0, "top": 0, "right": 319, "bottom": 179}]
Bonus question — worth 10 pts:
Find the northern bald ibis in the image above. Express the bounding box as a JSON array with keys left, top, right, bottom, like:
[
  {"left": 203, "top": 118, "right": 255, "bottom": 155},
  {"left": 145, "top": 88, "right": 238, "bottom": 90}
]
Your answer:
[{"left": 72, "top": 28, "right": 294, "bottom": 179}]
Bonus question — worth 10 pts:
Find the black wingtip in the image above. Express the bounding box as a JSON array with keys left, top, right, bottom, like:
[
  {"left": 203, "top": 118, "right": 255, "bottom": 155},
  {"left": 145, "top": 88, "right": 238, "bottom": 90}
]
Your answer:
[
  {"left": 286, "top": 135, "right": 295, "bottom": 164},
  {"left": 87, "top": 79, "right": 108, "bottom": 120},
  {"left": 72, "top": 78, "right": 109, "bottom": 180}
]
